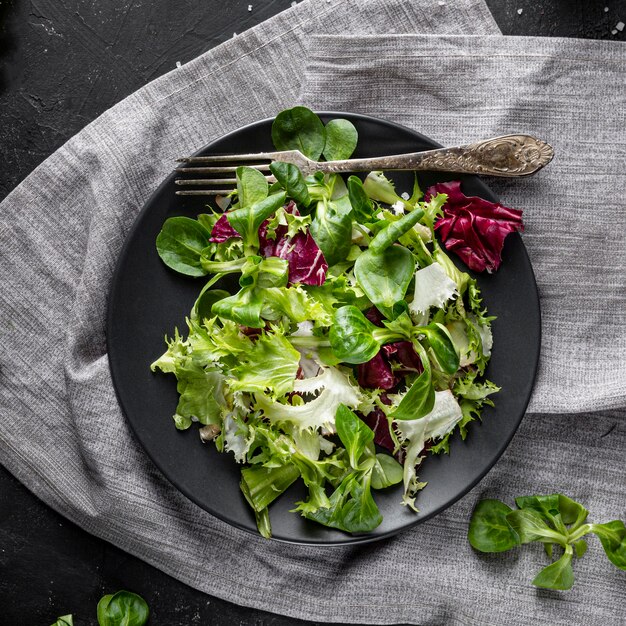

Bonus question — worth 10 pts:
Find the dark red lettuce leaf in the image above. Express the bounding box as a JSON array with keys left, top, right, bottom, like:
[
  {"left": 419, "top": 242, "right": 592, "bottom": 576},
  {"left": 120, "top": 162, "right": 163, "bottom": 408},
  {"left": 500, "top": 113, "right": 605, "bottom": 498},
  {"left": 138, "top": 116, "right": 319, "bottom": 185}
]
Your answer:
[
  {"left": 209, "top": 214, "right": 240, "bottom": 243},
  {"left": 357, "top": 352, "right": 398, "bottom": 390},
  {"left": 365, "top": 306, "right": 385, "bottom": 327},
  {"left": 361, "top": 407, "right": 395, "bottom": 453},
  {"left": 382, "top": 341, "right": 423, "bottom": 373},
  {"left": 259, "top": 202, "right": 328, "bottom": 286},
  {"left": 209, "top": 202, "right": 328, "bottom": 286},
  {"left": 426, "top": 180, "right": 524, "bottom": 273}
]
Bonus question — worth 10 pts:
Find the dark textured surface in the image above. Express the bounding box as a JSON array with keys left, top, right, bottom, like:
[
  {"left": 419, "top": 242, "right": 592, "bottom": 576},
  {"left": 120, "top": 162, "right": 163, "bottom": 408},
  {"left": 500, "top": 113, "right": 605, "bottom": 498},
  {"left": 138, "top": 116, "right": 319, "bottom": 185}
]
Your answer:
[{"left": 0, "top": 1, "right": 624, "bottom": 623}]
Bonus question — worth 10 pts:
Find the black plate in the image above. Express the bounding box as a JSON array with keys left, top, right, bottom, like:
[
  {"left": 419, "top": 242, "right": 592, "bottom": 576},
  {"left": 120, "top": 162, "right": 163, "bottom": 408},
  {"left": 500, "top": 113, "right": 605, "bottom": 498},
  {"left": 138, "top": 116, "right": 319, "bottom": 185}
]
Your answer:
[{"left": 107, "top": 112, "right": 540, "bottom": 545}]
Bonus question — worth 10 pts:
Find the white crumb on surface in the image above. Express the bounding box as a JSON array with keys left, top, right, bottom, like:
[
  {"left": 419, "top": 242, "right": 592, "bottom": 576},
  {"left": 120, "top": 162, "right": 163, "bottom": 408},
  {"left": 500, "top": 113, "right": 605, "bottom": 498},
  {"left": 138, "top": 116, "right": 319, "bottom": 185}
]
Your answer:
[
  {"left": 175, "top": 61, "right": 182, "bottom": 68},
  {"left": 233, "top": 32, "right": 237, "bottom": 37},
  {"left": 391, "top": 201, "right": 405, "bottom": 215},
  {"left": 248, "top": 4, "right": 252, "bottom": 10},
  {"left": 604, "top": 6, "right": 609, "bottom": 11},
  {"left": 612, "top": 28, "right": 618, "bottom": 34},
  {"left": 517, "top": 8, "right": 523, "bottom": 15},
  {"left": 291, "top": 0, "right": 297, "bottom": 5},
  {"left": 437, "top": 1, "right": 446, "bottom": 5},
  {"left": 616, "top": 21, "right": 625, "bottom": 31},
  {"left": 401, "top": 192, "right": 410, "bottom": 200}
]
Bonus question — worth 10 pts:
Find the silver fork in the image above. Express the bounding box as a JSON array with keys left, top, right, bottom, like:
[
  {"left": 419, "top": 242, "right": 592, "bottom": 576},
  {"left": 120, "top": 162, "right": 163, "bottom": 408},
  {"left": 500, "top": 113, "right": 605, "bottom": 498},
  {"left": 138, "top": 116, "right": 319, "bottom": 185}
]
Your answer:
[{"left": 175, "top": 134, "right": 554, "bottom": 195}]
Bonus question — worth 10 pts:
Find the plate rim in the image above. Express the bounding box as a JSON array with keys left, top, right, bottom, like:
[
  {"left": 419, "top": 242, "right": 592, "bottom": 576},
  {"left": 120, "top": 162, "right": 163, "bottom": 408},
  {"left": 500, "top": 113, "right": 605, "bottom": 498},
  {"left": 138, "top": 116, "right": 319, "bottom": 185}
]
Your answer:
[{"left": 106, "top": 111, "right": 541, "bottom": 546}]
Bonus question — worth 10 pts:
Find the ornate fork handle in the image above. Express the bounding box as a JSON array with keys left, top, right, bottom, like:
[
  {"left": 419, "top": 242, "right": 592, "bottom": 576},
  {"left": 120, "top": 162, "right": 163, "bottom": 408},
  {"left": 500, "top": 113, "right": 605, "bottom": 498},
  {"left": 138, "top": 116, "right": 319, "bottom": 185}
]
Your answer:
[{"left": 322, "top": 134, "right": 554, "bottom": 177}]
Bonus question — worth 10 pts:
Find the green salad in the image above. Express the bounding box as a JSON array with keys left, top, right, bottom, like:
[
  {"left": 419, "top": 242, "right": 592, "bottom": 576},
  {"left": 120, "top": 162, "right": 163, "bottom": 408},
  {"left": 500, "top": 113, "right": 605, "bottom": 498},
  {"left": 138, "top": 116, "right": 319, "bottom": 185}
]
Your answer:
[{"left": 152, "top": 107, "right": 504, "bottom": 538}]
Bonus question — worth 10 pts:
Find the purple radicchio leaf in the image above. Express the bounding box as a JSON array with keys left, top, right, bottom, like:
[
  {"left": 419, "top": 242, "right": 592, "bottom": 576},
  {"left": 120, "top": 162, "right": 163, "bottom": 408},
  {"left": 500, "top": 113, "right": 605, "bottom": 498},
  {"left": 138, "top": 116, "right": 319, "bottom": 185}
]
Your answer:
[
  {"left": 209, "top": 213, "right": 240, "bottom": 243},
  {"left": 381, "top": 341, "right": 423, "bottom": 374},
  {"left": 209, "top": 201, "right": 328, "bottom": 286},
  {"left": 259, "top": 201, "right": 328, "bottom": 286},
  {"left": 357, "top": 352, "right": 398, "bottom": 391},
  {"left": 426, "top": 180, "right": 524, "bottom": 273},
  {"left": 361, "top": 407, "right": 395, "bottom": 453}
]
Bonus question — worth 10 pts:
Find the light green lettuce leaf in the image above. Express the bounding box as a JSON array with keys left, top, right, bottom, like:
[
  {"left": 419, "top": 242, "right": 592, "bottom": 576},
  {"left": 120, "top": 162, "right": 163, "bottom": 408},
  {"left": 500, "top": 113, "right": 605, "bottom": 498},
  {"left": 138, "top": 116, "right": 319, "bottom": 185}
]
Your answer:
[
  {"left": 394, "top": 390, "right": 463, "bottom": 509},
  {"left": 262, "top": 285, "right": 332, "bottom": 325},
  {"left": 150, "top": 328, "right": 189, "bottom": 374},
  {"left": 228, "top": 331, "right": 300, "bottom": 398},
  {"left": 173, "top": 362, "right": 226, "bottom": 429},
  {"left": 223, "top": 410, "right": 255, "bottom": 462},
  {"left": 409, "top": 262, "right": 459, "bottom": 318},
  {"left": 256, "top": 366, "right": 362, "bottom": 431}
]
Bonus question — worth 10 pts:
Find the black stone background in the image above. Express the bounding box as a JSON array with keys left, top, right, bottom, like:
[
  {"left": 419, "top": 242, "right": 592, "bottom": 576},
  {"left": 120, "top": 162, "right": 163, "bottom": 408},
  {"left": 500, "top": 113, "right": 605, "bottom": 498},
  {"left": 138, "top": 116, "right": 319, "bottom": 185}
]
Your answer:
[{"left": 0, "top": 0, "right": 624, "bottom": 624}]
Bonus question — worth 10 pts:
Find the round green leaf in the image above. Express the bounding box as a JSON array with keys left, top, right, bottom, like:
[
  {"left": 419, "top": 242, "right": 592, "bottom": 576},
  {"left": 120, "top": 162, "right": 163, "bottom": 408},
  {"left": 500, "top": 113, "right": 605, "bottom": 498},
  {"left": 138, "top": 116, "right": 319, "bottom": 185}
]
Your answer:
[
  {"left": 354, "top": 246, "right": 415, "bottom": 319},
  {"left": 329, "top": 306, "right": 380, "bottom": 364},
  {"left": 323, "top": 118, "right": 358, "bottom": 161},
  {"left": 194, "top": 288, "right": 230, "bottom": 322},
  {"left": 97, "top": 590, "right": 149, "bottom": 626},
  {"left": 371, "top": 453, "right": 403, "bottom": 490},
  {"left": 468, "top": 499, "right": 520, "bottom": 553},
  {"left": 271, "top": 106, "right": 326, "bottom": 160},
  {"left": 156, "top": 217, "right": 211, "bottom": 277}
]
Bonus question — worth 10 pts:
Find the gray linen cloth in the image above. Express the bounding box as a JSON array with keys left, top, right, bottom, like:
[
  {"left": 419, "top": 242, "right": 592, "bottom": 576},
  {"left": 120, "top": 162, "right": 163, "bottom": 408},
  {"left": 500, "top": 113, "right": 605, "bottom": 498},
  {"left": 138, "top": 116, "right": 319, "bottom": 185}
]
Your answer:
[{"left": 1, "top": 0, "right": 625, "bottom": 623}]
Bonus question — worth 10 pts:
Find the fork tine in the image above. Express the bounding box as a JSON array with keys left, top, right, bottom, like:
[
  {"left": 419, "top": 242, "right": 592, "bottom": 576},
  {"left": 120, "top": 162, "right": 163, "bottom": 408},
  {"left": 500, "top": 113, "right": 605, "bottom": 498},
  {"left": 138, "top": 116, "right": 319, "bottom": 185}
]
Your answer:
[
  {"left": 177, "top": 152, "right": 274, "bottom": 163},
  {"left": 176, "top": 164, "right": 272, "bottom": 174},
  {"left": 175, "top": 175, "right": 275, "bottom": 187},
  {"left": 175, "top": 189, "right": 234, "bottom": 196},
  {"left": 175, "top": 178, "right": 238, "bottom": 186}
]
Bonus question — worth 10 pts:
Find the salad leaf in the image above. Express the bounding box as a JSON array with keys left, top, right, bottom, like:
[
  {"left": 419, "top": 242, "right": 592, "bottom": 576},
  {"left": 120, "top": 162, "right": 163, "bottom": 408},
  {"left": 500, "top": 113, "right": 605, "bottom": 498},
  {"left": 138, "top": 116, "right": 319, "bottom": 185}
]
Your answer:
[
  {"left": 271, "top": 106, "right": 326, "bottom": 160},
  {"left": 468, "top": 499, "right": 520, "bottom": 552},
  {"left": 469, "top": 494, "right": 626, "bottom": 590},
  {"left": 361, "top": 407, "right": 395, "bottom": 452},
  {"left": 395, "top": 390, "right": 463, "bottom": 507},
  {"left": 363, "top": 171, "right": 409, "bottom": 207},
  {"left": 590, "top": 520, "right": 626, "bottom": 569},
  {"left": 409, "top": 262, "right": 458, "bottom": 317},
  {"left": 354, "top": 245, "right": 415, "bottom": 319},
  {"left": 381, "top": 341, "right": 423, "bottom": 373},
  {"left": 357, "top": 352, "right": 398, "bottom": 390},
  {"left": 259, "top": 203, "right": 328, "bottom": 286},
  {"left": 236, "top": 165, "right": 269, "bottom": 208},
  {"left": 257, "top": 366, "right": 362, "bottom": 431},
  {"left": 390, "top": 355, "right": 434, "bottom": 421},
  {"left": 156, "top": 216, "right": 211, "bottom": 276},
  {"left": 335, "top": 404, "right": 374, "bottom": 470},
  {"left": 323, "top": 118, "right": 358, "bottom": 161},
  {"left": 371, "top": 453, "right": 403, "bottom": 490},
  {"left": 427, "top": 181, "right": 524, "bottom": 273},
  {"left": 193, "top": 288, "right": 230, "bottom": 323},
  {"left": 304, "top": 472, "right": 382, "bottom": 534},
  {"left": 270, "top": 161, "right": 311, "bottom": 207},
  {"left": 329, "top": 306, "right": 382, "bottom": 364},
  {"left": 96, "top": 591, "right": 149, "bottom": 626},
  {"left": 368, "top": 207, "right": 425, "bottom": 254},
  {"left": 211, "top": 286, "right": 265, "bottom": 328},
  {"left": 173, "top": 362, "right": 225, "bottom": 428},
  {"left": 347, "top": 175, "right": 375, "bottom": 222},
  {"left": 506, "top": 509, "right": 565, "bottom": 545},
  {"left": 241, "top": 463, "right": 300, "bottom": 512},
  {"left": 419, "top": 323, "right": 460, "bottom": 375},
  {"left": 309, "top": 199, "right": 352, "bottom": 266},
  {"left": 50, "top": 617, "right": 73, "bottom": 626},
  {"left": 228, "top": 331, "right": 300, "bottom": 398},
  {"left": 210, "top": 213, "right": 240, "bottom": 243},
  {"left": 227, "top": 191, "right": 286, "bottom": 252},
  {"left": 531, "top": 546, "right": 575, "bottom": 591}
]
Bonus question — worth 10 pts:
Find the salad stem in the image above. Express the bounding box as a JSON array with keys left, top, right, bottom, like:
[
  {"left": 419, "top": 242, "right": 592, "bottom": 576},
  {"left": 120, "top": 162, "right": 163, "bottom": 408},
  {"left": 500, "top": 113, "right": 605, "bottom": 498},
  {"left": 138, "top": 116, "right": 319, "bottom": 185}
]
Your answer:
[{"left": 287, "top": 336, "right": 331, "bottom": 348}]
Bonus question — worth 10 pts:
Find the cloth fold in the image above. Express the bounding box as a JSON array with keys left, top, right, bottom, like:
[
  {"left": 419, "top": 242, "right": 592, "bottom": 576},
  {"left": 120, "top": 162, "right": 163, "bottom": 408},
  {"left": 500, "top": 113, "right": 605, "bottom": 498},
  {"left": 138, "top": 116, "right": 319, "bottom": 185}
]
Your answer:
[{"left": 1, "top": 1, "right": 625, "bottom": 625}]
